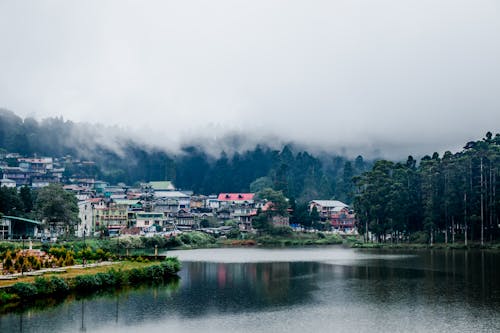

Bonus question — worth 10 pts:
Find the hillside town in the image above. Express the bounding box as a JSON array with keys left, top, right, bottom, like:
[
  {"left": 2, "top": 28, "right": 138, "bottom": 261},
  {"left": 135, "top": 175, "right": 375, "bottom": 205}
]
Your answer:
[{"left": 0, "top": 153, "right": 357, "bottom": 240}]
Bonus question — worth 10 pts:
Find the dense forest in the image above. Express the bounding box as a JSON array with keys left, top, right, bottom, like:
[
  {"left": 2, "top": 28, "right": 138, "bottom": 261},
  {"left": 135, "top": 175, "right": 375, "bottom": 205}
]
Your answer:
[
  {"left": 0, "top": 109, "right": 368, "bottom": 202},
  {"left": 354, "top": 132, "right": 500, "bottom": 244}
]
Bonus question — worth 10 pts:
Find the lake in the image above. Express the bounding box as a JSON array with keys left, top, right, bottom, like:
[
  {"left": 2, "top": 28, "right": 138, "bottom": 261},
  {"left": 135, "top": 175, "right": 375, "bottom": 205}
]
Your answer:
[{"left": 1, "top": 247, "right": 499, "bottom": 332}]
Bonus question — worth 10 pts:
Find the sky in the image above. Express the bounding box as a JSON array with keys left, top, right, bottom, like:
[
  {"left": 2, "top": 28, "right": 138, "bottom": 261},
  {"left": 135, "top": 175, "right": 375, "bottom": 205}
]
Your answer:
[{"left": 0, "top": 0, "right": 499, "bottom": 159}]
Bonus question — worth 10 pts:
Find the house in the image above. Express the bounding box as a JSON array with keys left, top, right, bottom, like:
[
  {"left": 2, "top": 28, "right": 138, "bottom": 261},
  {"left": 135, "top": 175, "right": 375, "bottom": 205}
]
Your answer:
[
  {"left": 329, "top": 206, "right": 357, "bottom": 233},
  {"left": 18, "top": 157, "right": 54, "bottom": 172},
  {"left": 0, "top": 216, "right": 42, "bottom": 239},
  {"left": 309, "top": 200, "right": 348, "bottom": 218},
  {"left": 77, "top": 199, "right": 100, "bottom": 237},
  {"left": 217, "top": 193, "right": 257, "bottom": 229},
  {"left": 262, "top": 201, "right": 290, "bottom": 227},
  {"left": 217, "top": 193, "right": 255, "bottom": 206},
  {"left": 133, "top": 212, "right": 167, "bottom": 229},
  {"left": 205, "top": 195, "right": 220, "bottom": 210},
  {"left": 0, "top": 167, "right": 33, "bottom": 186},
  {"left": 309, "top": 200, "right": 356, "bottom": 232},
  {"left": 31, "top": 174, "right": 61, "bottom": 188},
  {"left": 174, "top": 209, "right": 197, "bottom": 228},
  {"left": 92, "top": 199, "right": 128, "bottom": 233},
  {"left": 153, "top": 191, "right": 191, "bottom": 213}
]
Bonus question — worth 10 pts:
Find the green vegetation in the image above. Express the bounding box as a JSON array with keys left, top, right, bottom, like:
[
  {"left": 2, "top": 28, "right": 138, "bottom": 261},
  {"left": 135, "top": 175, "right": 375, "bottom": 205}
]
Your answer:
[
  {"left": 354, "top": 132, "right": 500, "bottom": 245},
  {"left": 35, "top": 184, "right": 80, "bottom": 236},
  {"left": 0, "top": 257, "right": 181, "bottom": 311}
]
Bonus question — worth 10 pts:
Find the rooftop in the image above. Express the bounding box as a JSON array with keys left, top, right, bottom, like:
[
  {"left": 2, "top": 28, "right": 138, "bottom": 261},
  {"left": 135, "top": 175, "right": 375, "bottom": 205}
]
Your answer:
[
  {"left": 218, "top": 193, "right": 255, "bottom": 201},
  {"left": 310, "top": 200, "right": 349, "bottom": 208}
]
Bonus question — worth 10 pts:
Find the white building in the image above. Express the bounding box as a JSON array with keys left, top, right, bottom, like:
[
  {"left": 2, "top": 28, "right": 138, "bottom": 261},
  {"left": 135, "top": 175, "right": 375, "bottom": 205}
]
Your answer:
[{"left": 0, "top": 178, "right": 16, "bottom": 188}]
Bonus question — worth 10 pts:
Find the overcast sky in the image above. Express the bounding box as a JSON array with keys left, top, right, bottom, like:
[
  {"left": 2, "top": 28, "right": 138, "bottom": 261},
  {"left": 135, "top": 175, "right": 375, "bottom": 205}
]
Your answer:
[{"left": 1, "top": 0, "right": 499, "bottom": 158}]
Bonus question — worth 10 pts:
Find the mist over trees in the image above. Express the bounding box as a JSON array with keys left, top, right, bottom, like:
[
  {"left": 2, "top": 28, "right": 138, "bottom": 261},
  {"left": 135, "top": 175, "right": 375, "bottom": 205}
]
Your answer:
[{"left": 0, "top": 109, "right": 368, "bottom": 202}]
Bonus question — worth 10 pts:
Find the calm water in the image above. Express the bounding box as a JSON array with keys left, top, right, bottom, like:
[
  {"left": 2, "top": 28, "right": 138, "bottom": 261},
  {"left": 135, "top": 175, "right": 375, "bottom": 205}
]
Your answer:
[{"left": 1, "top": 247, "right": 499, "bottom": 333}]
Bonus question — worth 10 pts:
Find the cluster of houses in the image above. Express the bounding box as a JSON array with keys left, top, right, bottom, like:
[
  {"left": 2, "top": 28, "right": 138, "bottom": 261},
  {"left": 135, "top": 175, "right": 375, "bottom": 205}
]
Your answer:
[
  {"left": 0, "top": 155, "right": 64, "bottom": 188},
  {"left": 75, "top": 182, "right": 275, "bottom": 237},
  {"left": 74, "top": 181, "right": 357, "bottom": 237},
  {"left": 0, "top": 154, "right": 357, "bottom": 238}
]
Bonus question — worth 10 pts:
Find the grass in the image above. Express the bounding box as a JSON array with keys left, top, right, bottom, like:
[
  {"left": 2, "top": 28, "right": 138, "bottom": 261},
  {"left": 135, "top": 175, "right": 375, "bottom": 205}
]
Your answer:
[
  {"left": 0, "top": 261, "right": 161, "bottom": 288},
  {"left": 0, "top": 257, "right": 181, "bottom": 313}
]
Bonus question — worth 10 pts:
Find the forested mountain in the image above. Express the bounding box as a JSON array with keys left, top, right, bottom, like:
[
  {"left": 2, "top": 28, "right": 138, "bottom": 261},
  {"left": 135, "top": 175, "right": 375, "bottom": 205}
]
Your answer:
[
  {"left": 0, "top": 109, "right": 369, "bottom": 202},
  {"left": 354, "top": 132, "right": 500, "bottom": 244}
]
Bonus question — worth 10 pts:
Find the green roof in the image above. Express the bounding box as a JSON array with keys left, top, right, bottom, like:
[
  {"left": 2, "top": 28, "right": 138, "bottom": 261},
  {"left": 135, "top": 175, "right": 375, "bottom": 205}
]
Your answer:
[
  {"left": 3, "top": 215, "right": 42, "bottom": 225},
  {"left": 149, "top": 181, "right": 175, "bottom": 191}
]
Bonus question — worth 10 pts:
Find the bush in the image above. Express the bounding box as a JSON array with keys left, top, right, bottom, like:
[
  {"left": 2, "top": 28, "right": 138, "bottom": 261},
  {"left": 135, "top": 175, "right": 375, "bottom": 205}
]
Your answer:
[
  {"left": 145, "top": 265, "right": 164, "bottom": 281},
  {"left": 50, "top": 277, "right": 69, "bottom": 294},
  {"left": 34, "top": 277, "right": 52, "bottom": 295},
  {"left": 64, "top": 252, "right": 75, "bottom": 266},
  {"left": 268, "top": 226, "right": 294, "bottom": 237},
  {"left": 11, "top": 282, "right": 38, "bottom": 299},
  {"left": 0, "top": 290, "right": 19, "bottom": 305},
  {"left": 163, "top": 257, "right": 181, "bottom": 273},
  {"left": 73, "top": 275, "right": 102, "bottom": 292},
  {"left": 165, "top": 236, "right": 183, "bottom": 248},
  {"left": 142, "top": 236, "right": 167, "bottom": 249},
  {"left": 3, "top": 250, "right": 13, "bottom": 271},
  {"left": 127, "top": 268, "right": 145, "bottom": 285},
  {"left": 95, "top": 272, "right": 116, "bottom": 288},
  {"left": 0, "top": 242, "right": 17, "bottom": 253}
]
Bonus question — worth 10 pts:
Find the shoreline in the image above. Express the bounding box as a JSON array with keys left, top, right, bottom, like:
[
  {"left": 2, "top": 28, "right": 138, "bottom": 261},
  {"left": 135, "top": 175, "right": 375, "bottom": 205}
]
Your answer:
[{"left": 0, "top": 257, "right": 181, "bottom": 313}]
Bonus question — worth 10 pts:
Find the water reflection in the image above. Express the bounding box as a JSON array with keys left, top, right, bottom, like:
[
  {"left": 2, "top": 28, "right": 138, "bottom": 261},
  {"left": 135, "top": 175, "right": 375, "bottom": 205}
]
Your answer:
[{"left": 1, "top": 248, "right": 499, "bottom": 333}]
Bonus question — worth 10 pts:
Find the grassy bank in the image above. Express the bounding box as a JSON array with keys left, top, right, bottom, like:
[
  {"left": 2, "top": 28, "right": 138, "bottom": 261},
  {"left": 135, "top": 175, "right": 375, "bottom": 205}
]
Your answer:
[{"left": 0, "top": 257, "right": 181, "bottom": 312}]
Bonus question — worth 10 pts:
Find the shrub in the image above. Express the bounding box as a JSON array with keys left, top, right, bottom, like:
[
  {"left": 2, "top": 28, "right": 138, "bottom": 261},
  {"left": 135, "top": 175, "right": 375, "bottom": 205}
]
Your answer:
[
  {"left": 64, "top": 252, "right": 75, "bottom": 266},
  {"left": 163, "top": 257, "right": 181, "bottom": 273},
  {"left": 95, "top": 272, "right": 116, "bottom": 288},
  {"left": 50, "top": 277, "right": 69, "bottom": 294},
  {"left": 95, "top": 248, "right": 106, "bottom": 260},
  {"left": 3, "top": 250, "right": 13, "bottom": 271},
  {"left": 145, "top": 265, "right": 164, "bottom": 281},
  {"left": 268, "top": 226, "right": 293, "bottom": 237},
  {"left": 49, "top": 247, "right": 67, "bottom": 259},
  {"left": 11, "top": 282, "right": 38, "bottom": 299},
  {"left": 127, "top": 268, "right": 145, "bottom": 285},
  {"left": 165, "top": 236, "right": 183, "bottom": 248},
  {"left": 0, "top": 290, "right": 19, "bottom": 305},
  {"left": 34, "top": 277, "right": 52, "bottom": 295},
  {"left": 73, "top": 275, "right": 102, "bottom": 292}
]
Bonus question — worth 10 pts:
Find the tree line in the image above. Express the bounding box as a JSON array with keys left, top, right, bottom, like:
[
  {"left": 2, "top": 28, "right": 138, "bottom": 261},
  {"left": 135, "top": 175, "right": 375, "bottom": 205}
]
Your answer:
[
  {"left": 354, "top": 132, "right": 500, "bottom": 244},
  {"left": 0, "top": 109, "right": 369, "bottom": 202}
]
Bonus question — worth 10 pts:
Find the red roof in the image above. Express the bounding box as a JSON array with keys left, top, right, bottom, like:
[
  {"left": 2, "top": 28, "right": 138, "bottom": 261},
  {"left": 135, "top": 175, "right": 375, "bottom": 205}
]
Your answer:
[{"left": 217, "top": 193, "right": 254, "bottom": 201}]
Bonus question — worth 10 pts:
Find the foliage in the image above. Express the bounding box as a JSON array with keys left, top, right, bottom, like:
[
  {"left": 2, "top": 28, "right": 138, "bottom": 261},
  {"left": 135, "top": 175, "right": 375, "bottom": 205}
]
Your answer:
[
  {"left": 35, "top": 184, "right": 79, "bottom": 235},
  {"left": 256, "top": 188, "right": 289, "bottom": 216},
  {"left": 354, "top": 132, "right": 500, "bottom": 244},
  {"left": 11, "top": 282, "right": 38, "bottom": 299}
]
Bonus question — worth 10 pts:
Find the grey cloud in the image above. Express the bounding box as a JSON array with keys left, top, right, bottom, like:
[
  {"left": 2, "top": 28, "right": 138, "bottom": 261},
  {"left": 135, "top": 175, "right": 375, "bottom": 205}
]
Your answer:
[{"left": 0, "top": 0, "right": 499, "bottom": 160}]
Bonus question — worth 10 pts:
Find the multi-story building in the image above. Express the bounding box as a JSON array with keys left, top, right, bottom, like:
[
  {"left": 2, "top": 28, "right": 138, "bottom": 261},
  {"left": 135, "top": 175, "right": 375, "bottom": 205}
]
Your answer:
[{"left": 309, "top": 200, "right": 356, "bottom": 232}]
